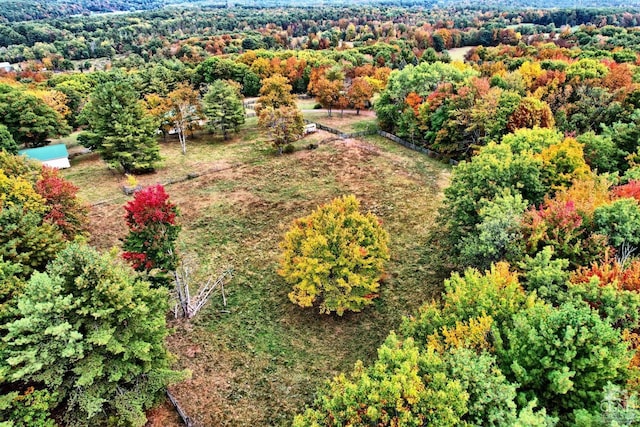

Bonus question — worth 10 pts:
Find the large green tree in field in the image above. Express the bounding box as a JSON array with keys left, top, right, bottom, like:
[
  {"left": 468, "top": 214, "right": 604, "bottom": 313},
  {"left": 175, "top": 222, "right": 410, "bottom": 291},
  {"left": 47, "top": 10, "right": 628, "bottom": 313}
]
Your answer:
[
  {"left": 0, "top": 84, "right": 70, "bottom": 148},
  {"left": 202, "top": 80, "right": 245, "bottom": 140},
  {"left": 80, "top": 79, "right": 161, "bottom": 174},
  {"left": 0, "top": 244, "right": 186, "bottom": 427}
]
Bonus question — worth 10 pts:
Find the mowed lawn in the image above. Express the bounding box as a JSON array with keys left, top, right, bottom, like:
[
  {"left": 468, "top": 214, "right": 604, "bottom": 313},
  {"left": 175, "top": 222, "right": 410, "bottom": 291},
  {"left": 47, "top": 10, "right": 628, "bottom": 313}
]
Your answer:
[{"left": 62, "top": 119, "right": 451, "bottom": 426}]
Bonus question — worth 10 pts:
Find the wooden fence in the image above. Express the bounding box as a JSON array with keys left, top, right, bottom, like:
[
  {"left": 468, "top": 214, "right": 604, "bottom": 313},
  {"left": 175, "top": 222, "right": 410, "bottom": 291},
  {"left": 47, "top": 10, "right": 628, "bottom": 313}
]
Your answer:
[
  {"left": 301, "top": 120, "right": 459, "bottom": 166},
  {"left": 167, "top": 390, "right": 194, "bottom": 427},
  {"left": 377, "top": 130, "right": 459, "bottom": 166},
  {"left": 304, "top": 120, "right": 378, "bottom": 139}
]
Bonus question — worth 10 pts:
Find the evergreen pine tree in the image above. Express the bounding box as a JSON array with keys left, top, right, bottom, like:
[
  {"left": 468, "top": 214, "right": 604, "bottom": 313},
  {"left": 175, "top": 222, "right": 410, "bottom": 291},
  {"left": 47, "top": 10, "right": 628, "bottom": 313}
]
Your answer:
[
  {"left": 80, "top": 79, "right": 161, "bottom": 174},
  {"left": 202, "top": 80, "right": 245, "bottom": 140},
  {"left": 1, "top": 244, "right": 186, "bottom": 426}
]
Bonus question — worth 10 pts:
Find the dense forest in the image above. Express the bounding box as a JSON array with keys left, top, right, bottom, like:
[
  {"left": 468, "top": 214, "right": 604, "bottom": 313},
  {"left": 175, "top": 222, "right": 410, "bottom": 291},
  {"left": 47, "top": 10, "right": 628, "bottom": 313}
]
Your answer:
[{"left": 4, "top": 1, "right": 640, "bottom": 426}]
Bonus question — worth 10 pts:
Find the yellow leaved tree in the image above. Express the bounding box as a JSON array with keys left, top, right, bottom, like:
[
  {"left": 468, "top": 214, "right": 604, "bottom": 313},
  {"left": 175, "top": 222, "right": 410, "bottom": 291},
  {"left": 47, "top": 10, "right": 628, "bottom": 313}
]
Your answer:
[{"left": 279, "top": 195, "right": 390, "bottom": 315}]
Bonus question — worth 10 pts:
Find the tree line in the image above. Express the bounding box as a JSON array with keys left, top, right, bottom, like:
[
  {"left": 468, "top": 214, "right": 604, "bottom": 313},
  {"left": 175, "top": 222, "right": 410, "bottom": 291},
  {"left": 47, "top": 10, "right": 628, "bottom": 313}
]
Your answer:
[{"left": 2, "top": 5, "right": 640, "bottom": 65}]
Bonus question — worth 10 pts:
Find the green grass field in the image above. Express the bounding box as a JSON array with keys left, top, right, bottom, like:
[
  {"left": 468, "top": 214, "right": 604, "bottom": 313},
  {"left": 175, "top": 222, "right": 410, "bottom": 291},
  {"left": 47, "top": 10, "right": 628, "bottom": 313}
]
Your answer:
[
  {"left": 302, "top": 111, "right": 378, "bottom": 133},
  {"left": 62, "top": 118, "right": 450, "bottom": 426}
]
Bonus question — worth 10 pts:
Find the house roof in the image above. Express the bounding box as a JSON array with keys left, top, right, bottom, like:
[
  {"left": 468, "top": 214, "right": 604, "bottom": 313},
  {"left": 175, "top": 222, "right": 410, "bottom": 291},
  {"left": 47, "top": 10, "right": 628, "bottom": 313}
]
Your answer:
[{"left": 18, "top": 144, "right": 69, "bottom": 162}]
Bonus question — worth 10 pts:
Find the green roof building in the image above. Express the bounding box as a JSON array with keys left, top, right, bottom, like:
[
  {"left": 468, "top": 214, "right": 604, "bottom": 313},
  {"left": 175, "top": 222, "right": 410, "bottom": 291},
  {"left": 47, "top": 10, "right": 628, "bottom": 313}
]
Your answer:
[{"left": 18, "top": 144, "right": 70, "bottom": 169}]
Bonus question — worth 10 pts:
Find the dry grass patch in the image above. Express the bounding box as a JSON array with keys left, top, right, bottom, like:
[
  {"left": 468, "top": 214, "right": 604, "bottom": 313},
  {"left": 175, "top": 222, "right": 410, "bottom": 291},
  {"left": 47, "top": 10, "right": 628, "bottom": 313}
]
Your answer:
[{"left": 62, "top": 121, "right": 450, "bottom": 426}]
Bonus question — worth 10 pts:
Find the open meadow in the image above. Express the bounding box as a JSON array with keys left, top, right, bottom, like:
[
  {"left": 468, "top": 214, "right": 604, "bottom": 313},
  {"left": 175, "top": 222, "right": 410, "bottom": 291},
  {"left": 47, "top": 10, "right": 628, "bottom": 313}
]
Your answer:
[{"left": 61, "top": 116, "right": 450, "bottom": 426}]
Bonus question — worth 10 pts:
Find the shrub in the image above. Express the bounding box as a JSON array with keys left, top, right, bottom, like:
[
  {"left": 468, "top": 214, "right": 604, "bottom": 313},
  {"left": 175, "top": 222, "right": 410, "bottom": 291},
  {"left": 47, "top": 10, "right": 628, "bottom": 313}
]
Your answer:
[
  {"left": 293, "top": 334, "right": 469, "bottom": 426},
  {"left": 279, "top": 195, "right": 390, "bottom": 315},
  {"left": 122, "top": 185, "right": 180, "bottom": 287}
]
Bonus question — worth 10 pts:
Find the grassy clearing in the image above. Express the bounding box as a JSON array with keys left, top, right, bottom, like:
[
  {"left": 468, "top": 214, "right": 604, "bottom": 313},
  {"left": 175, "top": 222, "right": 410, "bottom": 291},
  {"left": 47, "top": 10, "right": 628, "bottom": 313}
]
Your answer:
[
  {"left": 303, "top": 111, "right": 378, "bottom": 133},
  {"left": 447, "top": 46, "right": 474, "bottom": 62},
  {"left": 296, "top": 98, "right": 319, "bottom": 110},
  {"left": 62, "top": 118, "right": 450, "bottom": 426},
  {"left": 49, "top": 131, "right": 82, "bottom": 149}
]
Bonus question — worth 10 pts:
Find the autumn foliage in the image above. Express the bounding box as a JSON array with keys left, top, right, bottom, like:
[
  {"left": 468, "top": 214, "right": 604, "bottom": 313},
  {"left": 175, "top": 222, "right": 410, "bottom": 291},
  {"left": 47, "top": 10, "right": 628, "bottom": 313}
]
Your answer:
[
  {"left": 506, "top": 97, "right": 555, "bottom": 133},
  {"left": 572, "top": 256, "right": 640, "bottom": 293},
  {"left": 35, "top": 167, "right": 88, "bottom": 240},
  {"left": 521, "top": 198, "right": 605, "bottom": 266},
  {"left": 612, "top": 180, "right": 640, "bottom": 202},
  {"left": 122, "top": 185, "right": 180, "bottom": 286},
  {"left": 279, "top": 195, "right": 390, "bottom": 315}
]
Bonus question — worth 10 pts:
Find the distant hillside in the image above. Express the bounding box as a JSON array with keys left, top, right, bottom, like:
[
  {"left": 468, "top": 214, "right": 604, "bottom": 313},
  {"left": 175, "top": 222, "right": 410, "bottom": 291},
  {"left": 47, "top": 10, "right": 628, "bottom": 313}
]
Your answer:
[
  {"left": 0, "top": 0, "right": 164, "bottom": 23},
  {"left": 168, "top": 0, "right": 640, "bottom": 8},
  {"left": 4, "top": 0, "right": 640, "bottom": 23}
]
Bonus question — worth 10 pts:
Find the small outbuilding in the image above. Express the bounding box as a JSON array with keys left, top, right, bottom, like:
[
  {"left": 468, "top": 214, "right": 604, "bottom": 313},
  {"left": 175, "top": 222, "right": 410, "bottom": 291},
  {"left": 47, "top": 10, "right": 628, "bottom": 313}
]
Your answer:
[
  {"left": 0, "top": 62, "right": 13, "bottom": 73},
  {"left": 18, "top": 144, "right": 71, "bottom": 169},
  {"left": 304, "top": 123, "right": 317, "bottom": 134}
]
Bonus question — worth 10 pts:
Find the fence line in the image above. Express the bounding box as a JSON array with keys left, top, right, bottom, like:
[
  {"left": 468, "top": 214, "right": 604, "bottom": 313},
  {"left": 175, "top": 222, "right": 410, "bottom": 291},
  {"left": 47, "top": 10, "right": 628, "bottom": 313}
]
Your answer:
[
  {"left": 167, "top": 390, "right": 194, "bottom": 427},
  {"left": 377, "top": 130, "right": 459, "bottom": 166},
  {"left": 303, "top": 119, "right": 378, "bottom": 139},
  {"left": 303, "top": 119, "right": 456, "bottom": 166}
]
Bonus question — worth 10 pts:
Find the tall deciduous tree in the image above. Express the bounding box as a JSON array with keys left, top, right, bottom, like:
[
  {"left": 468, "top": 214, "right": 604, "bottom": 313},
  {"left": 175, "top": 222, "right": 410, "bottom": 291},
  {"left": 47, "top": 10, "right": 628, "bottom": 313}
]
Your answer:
[
  {"left": 312, "top": 76, "right": 343, "bottom": 117},
  {"left": 257, "top": 74, "right": 296, "bottom": 112},
  {"left": 35, "top": 167, "right": 89, "bottom": 240},
  {"left": 506, "top": 97, "right": 555, "bottom": 133},
  {"left": 144, "top": 92, "right": 172, "bottom": 142},
  {"left": 80, "top": 79, "right": 161, "bottom": 174},
  {"left": 202, "top": 80, "right": 245, "bottom": 140},
  {"left": 167, "top": 83, "right": 202, "bottom": 154},
  {"left": 347, "top": 77, "right": 373, "bottom": 115},
  {"left": 1, "top": 243, "right": 186, "bottom": 427},
  {"left": 258, "top": 105, "right": 304, "bottom": 154},
  {"left": 279, "top": 195, "right": 390, "bottom": 315}
]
